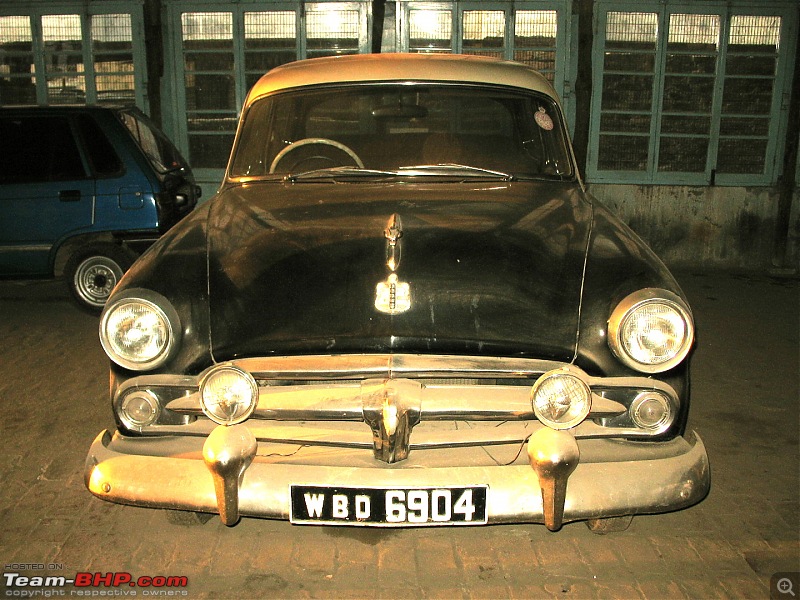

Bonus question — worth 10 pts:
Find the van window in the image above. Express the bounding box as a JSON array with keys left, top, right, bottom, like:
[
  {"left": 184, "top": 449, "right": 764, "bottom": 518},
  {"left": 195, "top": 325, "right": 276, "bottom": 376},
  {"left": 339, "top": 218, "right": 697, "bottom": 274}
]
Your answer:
[
  {"left": 78, "top": 114, "right": 124, "bottom": 177},
  {"left": 0, "top": 116, "right": 87, "bottom": 183},
  {"left": 118, "top": 111, "right": 187, "bottom": 174}
]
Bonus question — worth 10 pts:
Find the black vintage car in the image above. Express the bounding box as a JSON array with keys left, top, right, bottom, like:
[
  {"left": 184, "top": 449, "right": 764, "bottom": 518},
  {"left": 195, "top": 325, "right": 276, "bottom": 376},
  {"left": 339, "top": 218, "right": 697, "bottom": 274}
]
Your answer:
[{"left": 86, "top": 54, "right": 709, "bottom": 531}]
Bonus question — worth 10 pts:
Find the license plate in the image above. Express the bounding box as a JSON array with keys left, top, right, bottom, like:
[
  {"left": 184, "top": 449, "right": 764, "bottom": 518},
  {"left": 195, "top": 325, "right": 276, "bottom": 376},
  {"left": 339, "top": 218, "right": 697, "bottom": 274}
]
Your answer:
[{"left": 290, "top": 485, "right": 488, "bottom": 526}]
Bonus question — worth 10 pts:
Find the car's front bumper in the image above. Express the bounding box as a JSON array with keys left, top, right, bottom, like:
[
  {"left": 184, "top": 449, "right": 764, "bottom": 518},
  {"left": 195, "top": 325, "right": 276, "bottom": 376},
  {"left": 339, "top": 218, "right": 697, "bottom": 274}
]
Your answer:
[{"left": 85, "top": 425, "right": 709, "bottom": 530}]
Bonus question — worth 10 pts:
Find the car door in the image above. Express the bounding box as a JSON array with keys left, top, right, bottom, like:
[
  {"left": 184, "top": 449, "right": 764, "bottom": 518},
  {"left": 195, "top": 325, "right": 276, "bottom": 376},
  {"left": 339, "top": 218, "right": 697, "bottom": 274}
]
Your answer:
[{"left": 0, "top": 113, "right": 95, "bottom": 276}]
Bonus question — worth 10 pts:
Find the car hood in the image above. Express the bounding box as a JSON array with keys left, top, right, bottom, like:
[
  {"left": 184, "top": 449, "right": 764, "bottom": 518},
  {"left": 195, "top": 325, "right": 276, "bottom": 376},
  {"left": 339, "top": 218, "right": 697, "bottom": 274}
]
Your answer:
[{"left": 206, "top": 180, "right": 592, "bottom": 362}]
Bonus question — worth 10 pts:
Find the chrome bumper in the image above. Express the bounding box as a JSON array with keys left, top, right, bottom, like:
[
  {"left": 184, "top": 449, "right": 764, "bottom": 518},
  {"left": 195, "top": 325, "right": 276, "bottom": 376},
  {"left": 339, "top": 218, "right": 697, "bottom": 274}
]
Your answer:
[{"left": 86, "top": 426, "right": 709, "bottom": 530}]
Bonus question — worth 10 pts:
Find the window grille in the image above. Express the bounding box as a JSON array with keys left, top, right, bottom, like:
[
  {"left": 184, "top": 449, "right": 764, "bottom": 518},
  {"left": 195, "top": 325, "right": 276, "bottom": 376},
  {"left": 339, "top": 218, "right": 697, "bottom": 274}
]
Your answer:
[
  {"left": 244, "top": 12, "right": 297, "bottom": 90},
  {"left": 0, "top": 16, "right": 35, "bottom": 105},
  {"left": 462, "top": 10, "right": 505, "bottom": 59},
  {"left": 514, "top": 10, "right": 558, "bottom": 83},
  {"left": 42, "top": 15, "right": 86, "bottom": 105},
  {"left": 180, "top": 12, "right": 237, "bottom": 170},
  {"left": 168, "top": 1, "right": 370, "bottom": 177},
  {"left": 409, "top": 8, "right": 453, "bottom": 53},
  {"left": 92, "top": 14, "right": 135, "bottom": 105},
  {"left": 307, "top": 3, "right": 361, "bottom": 58},
  {"left": 590, "top": 3, "right": 795, "bottom": 185},
  {"left": 717, "top": 15, "right": 782, "bottom": 175},
  {"left": 0, "top": 6, "right": 143, "bottom": 108}
]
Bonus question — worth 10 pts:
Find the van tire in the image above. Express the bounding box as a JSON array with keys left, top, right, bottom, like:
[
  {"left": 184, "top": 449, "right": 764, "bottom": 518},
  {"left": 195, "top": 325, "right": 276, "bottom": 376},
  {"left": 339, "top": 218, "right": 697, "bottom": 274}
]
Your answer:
[{"left": 65, "top": 243, "right": 136, "bottom": 313}]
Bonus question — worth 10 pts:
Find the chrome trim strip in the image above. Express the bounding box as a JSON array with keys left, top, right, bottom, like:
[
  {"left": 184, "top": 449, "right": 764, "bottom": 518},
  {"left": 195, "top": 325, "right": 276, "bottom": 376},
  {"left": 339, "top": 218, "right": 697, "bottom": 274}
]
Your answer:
[
  {"left": 0, "top": 244, "right": 52, "bottom": 252},
  {"left": 165, "top": 384, "right": 627, "bottom": 421},
  {"left": 230, "top": 354, "right": 564, "bottom": 380}
]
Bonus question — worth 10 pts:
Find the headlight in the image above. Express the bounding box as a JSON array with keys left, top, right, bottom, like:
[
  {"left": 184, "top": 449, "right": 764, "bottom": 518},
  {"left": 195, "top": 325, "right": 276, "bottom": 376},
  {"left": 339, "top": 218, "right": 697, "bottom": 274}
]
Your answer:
[
  {"left": 200, "top": 365, "right": 259, "bottom": 425},
  {"left": 100, "top": 290, "right": 180, "bottom": 371},
  {"left": 608, "top": 289, "right": 694, "bottom": 373},
  {"left": 531, "top": 367, "right": 592, "bottom": 430}
]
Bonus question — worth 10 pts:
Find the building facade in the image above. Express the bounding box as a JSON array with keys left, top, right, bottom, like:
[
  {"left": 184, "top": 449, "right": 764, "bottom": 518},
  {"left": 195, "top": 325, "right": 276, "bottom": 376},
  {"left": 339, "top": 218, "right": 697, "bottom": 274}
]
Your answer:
[{"left": 1, "top": 0, "right": 798, "bottom": 269}]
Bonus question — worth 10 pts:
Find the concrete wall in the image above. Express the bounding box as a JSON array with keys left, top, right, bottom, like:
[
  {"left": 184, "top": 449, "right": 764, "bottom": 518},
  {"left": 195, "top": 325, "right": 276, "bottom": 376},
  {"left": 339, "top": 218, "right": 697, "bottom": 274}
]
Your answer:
[{"left": 588, "top": 184, "right": 799, "bottom": 271}]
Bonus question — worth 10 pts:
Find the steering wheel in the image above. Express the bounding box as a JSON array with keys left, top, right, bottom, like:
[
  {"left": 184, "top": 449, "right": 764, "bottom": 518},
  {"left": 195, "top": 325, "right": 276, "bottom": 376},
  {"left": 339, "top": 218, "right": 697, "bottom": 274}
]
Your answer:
[{"left": 269, "top": 138, "right": 364, "bottom": 174}]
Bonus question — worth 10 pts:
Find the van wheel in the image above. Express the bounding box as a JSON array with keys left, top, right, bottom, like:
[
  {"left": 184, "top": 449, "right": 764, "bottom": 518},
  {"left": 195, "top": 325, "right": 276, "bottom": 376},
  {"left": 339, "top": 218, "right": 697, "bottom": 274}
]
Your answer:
[{"left": 65, "top": 244, "right": 136, "bottom": 313}]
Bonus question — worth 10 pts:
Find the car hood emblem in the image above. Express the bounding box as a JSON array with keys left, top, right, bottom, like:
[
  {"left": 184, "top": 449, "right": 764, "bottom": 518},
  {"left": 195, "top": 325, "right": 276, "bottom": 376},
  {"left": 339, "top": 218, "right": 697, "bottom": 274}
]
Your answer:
[{"left": 376, "top": 214, "right": 411, "bottom": 314}]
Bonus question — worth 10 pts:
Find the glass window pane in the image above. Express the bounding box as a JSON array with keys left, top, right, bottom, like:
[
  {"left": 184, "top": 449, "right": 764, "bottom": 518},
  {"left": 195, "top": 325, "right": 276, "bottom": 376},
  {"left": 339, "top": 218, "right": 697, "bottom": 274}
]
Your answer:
[
  {"left": 662, "top": 75, "right": 715, "bottom": 113},
  {"left": 513, "top": 10, "right": 557, "bottom": 82},
  {"left": 307, "top": 4, "right": 359, "bottom": 56},
  {"left": 719, "top": 115, "right": 769, "bottom": 137},
  {"left": 658, "top": 136, "right": 708, "bottom": 172},
  {"left": 601, "top": 74, "right": 653, "bottom": 111},
  {"left": 188, "top": 130, "right": 236, "bottom": 169},
  {"left": 182, "top": 12, "right": 236, "bottom": 169},
  {"left": 728, "top": 15, "right": 781, "bottom": 49},
  {"left": 514, "top": 10, "right": 556, "bottom": 48},
  {"left": 245, "top": 11, "right": 296, "bottom": 49},
  {"left": 661, "top": 115, "right": 711, "bottom": 135},
  {"left": 605, "top": 52, "right": 655, "bottom": 72},
  {"left": 657, "top": 14, "right": 718, "bottom": 174},
  {"left": 244, "top": 12, "right": 297, "bottom": 81},
  {"left": 0, "top": 16, "right": 35, "bottom": 104},
  {"left": 92, "top": 15, "right": 135, "bottom": 104},
  {"left": 600, "top": 113, "right": 651, "bottom": 134},
  {"left": 0, "top": 116, "right": 86, "bottom": 182},
  {"left": 42, "top": 14, "right": 85, "bottom": 104},
  {"left": 717, "top": 15, "right": 781, "bottom": 175},
  {"left": 605, "top": 12, "right": 658, "bottom": 50},
  {"left": 181, "top": 12, "right": 233, "bottom": 45},
  {"left": 462, "top": 10, "right": 504, "bottom": 52},
  {"left": 78, "top": 114, "right": 123, "bottom": 176},
  {"left": 716, "top": 138, "right": 767, "bottom": 174},
  {"left": 409, "top": 9, "right": 452, "bottom": 53},
  {"left": 597, "top": 12, "right": 658, "bottom": 172},
  {"left": 597, "top": 135, "right": 649, "bottom": 171}
]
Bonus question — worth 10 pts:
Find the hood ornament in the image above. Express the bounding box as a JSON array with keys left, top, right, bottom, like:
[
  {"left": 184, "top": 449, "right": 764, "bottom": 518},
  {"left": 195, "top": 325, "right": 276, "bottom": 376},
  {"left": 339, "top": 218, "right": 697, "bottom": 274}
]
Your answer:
[
  {"left": 375, "top": 214, "right": 411, "bottom": 315},
  {"left": 384, "top": 213, "right": 402, "bottom": 272}
]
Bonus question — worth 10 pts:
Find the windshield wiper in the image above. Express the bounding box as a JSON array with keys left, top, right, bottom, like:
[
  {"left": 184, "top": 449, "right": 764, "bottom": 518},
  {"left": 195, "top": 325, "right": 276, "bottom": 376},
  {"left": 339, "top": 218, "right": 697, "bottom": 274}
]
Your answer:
[
  {"left": 285, "top": 166, "right": 398, "bottom": 182},
  {"left": 284, "top": 164, "right": 515, "bottom": 182},
  {"left": 398, "top": 164, "right": 515, "bottom": 181}
]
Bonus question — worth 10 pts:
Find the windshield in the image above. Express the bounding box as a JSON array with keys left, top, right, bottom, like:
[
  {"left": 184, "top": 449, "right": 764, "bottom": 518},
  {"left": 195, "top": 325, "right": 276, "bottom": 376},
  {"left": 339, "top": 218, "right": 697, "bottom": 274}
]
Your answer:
[{"left": 229, "top": 84, "right": 574, "bottom": 180}]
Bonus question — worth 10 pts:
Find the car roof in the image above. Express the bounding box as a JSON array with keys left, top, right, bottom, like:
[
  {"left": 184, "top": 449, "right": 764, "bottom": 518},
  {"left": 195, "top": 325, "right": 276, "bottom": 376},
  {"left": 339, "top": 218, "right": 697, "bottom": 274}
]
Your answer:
[{"left": 245, "top": 53, "right": 559, "bottom": 106}]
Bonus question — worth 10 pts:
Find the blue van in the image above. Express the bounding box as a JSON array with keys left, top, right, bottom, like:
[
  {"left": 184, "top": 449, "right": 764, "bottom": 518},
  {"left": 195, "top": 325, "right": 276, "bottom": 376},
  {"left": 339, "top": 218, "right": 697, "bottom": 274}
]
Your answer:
[{"left": 0, "top": 106, "right": 199, "bottom": 312}]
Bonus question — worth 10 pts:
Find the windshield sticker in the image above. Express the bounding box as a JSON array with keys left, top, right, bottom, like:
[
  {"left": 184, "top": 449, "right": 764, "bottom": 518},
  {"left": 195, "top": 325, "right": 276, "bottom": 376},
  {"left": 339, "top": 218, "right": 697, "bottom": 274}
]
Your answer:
[{"left": 534, "top": 107, "right": 554, "bottom": 131}]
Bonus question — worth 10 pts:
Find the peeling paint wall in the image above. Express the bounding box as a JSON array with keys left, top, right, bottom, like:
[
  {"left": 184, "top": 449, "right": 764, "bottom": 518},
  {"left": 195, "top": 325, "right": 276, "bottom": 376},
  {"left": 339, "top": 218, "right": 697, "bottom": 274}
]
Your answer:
[{"left": 587, "top": 184, "right": 797, "bottom": 270}]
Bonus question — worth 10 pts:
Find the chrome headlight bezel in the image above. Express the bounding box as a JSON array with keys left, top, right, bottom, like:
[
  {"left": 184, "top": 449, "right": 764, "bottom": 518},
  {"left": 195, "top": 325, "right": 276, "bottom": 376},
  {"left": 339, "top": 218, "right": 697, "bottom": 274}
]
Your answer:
[
  {"left": 100, "top": 289, "right": 181, "bottom": 371},
  {"left": 608, "top": 288, "right": 694, "bottom": 374},
  {"left": 118, "top": 389, "right": 161, "bottom": 431}
]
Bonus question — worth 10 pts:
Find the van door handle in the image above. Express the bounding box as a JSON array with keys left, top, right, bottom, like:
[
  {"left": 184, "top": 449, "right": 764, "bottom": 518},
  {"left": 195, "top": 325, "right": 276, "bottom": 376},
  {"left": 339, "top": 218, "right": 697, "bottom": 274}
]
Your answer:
[{"left": 59, "top": 190, "right": 82, "bottom": 202}]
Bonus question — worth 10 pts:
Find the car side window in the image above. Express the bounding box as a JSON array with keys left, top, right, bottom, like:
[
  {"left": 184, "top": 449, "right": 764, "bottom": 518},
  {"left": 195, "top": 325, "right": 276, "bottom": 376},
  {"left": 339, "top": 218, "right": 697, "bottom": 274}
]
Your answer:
[
  {"left": 0, "top": 116, "right": 86, "bottom": 183},
  {"left": 78, "top": 115, "right": 124, "bottom": 177}
]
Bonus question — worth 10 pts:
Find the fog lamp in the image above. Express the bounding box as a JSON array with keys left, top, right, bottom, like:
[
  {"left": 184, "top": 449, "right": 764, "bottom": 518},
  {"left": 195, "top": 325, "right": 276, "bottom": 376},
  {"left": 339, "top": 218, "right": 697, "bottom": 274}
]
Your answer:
[
  {"left": 120, "top": 390, "right": 160, "bottom": 430},
  {"left": 531, "top": 368, "right": 591, "bottom": 430},
  {"left": 200, "top": 366, "right": 259, "bottom": 425},
  {"left": 630, "top": 392, "right": 671, "bottom": 431}
]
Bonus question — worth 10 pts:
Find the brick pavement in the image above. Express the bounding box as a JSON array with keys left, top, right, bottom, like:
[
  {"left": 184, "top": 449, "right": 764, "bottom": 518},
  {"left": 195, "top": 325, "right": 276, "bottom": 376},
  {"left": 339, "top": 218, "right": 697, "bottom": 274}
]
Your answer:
[{"left": 0, "top": 272, "right": 797, "bottom": 599}]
